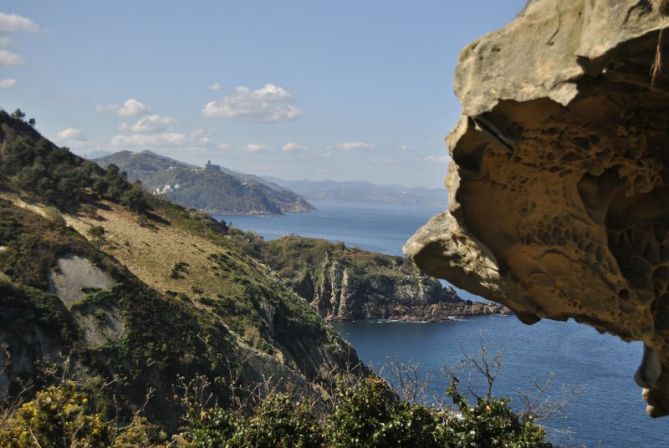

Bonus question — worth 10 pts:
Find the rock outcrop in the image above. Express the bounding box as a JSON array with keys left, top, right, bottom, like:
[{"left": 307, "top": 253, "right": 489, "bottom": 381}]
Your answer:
[
  {"left": 253, "top": 235, "right": 507, "bottom": 322},
  {"left": 404, "top": 0, "right": 669, "bottom": 417}
]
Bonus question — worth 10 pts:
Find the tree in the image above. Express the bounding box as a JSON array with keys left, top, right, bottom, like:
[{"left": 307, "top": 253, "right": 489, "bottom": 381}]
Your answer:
[
  {"left": 121, "top": 187, "right": 148, "bottom": 213},
  {"left": 10, "top": 109, "right": 25, "bottom": 121},
  {"left": 87, "top": 225, "right": 106, "bottom": 248}
]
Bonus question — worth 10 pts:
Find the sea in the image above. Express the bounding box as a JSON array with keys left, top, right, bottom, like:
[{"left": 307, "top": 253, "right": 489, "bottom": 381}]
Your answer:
[{"left": 216, "top": 202, "right": 669, "bottom": 448}]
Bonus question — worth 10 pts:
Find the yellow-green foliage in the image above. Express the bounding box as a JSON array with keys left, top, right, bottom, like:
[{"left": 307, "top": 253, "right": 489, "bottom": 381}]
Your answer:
[
  {"left": 0, "top": 376, "right": 552, "bottom": 448},
  {"left": 0, "top": 382, "right": 110, "bottom": 448}
]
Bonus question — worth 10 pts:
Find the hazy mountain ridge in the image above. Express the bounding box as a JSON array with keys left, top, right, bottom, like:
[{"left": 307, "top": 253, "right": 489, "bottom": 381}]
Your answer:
[
  {"left": 264, "top": 177, "right": 448, "bottom": 208},
  {"left": 96, "top": 151, "right": 315, "bottom": 215}
]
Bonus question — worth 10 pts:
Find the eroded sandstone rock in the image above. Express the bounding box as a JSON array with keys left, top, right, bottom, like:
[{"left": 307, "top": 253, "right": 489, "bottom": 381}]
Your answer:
[{"left": 405, "top": 0, "right": 669, "bottom": 417}]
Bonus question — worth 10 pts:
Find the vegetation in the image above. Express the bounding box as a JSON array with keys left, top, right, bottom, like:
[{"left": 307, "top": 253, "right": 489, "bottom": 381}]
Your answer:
[
  {"left": 0, "top": 110, "right": 147, "bottom": 212},
  {"left": 0, "top": 373, "right": 552, "bottom": 447}
]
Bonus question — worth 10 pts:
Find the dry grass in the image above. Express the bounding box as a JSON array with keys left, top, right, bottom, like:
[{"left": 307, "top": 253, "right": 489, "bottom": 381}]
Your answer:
[{"left": 0, "top": 193, "right": 269, "bottom": 349}]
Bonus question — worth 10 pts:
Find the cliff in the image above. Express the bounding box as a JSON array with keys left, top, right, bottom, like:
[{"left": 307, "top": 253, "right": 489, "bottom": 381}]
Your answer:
[
  {"left": 405, "top": 0, "right": 669, "bottom": 417},
  {"left": 244, "top": 235, "right": 506, "bottom": 322},
  {"left": 0, "top": 112, "right": 360, "bottom": 429},
  {"left": 96, "top": 150, "right": 315, "bottom": 215}
]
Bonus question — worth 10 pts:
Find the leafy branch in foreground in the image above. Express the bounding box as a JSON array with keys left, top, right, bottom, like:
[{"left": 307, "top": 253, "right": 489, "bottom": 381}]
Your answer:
[{"left": 0, "top": 339, "right": 564, "bottom": 447}]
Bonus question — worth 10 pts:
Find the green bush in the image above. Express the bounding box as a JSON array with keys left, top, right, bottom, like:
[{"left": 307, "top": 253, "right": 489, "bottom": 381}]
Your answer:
[
  {"left": 0, "top": 382, "right": 111, "bottom": 448},
  {"left": 227, "top": 393, "right": 323, "bottom": 448},
  {"left": 434, "top": 378, "right": 552, "bottom": 448},
  {"left": 0, "top": 375, "right": 553, "bottom": 448},
  {"left": 325, "top": 376, "right": 439, "bottom": 448},
  {"left": 43, "top": 206, "right": 66, "bottom": 226}
]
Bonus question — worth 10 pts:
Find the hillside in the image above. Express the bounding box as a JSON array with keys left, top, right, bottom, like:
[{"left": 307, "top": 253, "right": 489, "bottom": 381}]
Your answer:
[
  {"left": 96, "top": 151, "right": 315, "bottom": 215},
  {"left": 235, "top": 235, "right": 507, "bottom": 322},
  {"left": 265, "top": 177, "right": 447, "bottom": 208},
  {"left": 0, "top": 111, "right": 359, "bottom": 429}
]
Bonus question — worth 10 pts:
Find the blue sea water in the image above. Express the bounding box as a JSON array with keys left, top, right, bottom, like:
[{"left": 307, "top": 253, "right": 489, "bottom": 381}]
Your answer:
[{"left": 216, "top": 202, "right": 669, "bottom": 447}]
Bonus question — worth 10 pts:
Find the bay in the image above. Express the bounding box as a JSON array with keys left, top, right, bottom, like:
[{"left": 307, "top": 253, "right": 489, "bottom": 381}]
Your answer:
[{"left": 216, "top": 201, "right": 666, "bottom": 447}]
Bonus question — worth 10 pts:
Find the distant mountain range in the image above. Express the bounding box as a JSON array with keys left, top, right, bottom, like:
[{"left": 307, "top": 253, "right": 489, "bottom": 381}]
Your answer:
[
  {"left": 264, "top": 177, "right": 447, "bottom": 208},
  {"left": 95, "top": 151, "right": 315, "bottom": 215}
]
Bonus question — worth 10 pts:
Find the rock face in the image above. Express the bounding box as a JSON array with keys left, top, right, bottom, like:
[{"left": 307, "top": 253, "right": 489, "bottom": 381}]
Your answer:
[
  {"left": 405, "top": 0, "right": 669, "bottom": 417},
  {"left": 255, "top": 236, "right": 507, "bottom": 322}
]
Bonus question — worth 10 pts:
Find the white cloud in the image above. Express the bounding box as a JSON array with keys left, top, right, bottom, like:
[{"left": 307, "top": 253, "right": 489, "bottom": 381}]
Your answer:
[
  {"left": 218, "top": 143, "right": 233, "bottom": 151},
  {"left": 110, "top": 132, "right": 186, "bottom": 147},
  {"left": 0, "top": 78, "right": 16, "bottom": 88},
  {"left": 282, "top": 142, "right": 309, "bottom": 153},
  {"left": 420, "top": 155, "right": 450, "bottom": 164},
  {"left": 55, "top": 128, "right": 94, "bottom": 149},
  {"left": 95, "top": 103, "right": 117, "bottom": 113},
  {"left": 119, "top": 114, "right": 174, "bottom": 133},
  {"left": 328, "top": 141, "right": 376, "bottom": 152},
  {"left": 57, "top": 128, "right": 81, "bottom": 140},
  {"left": 208, "top": 82, "right": 223, "bottom": 91},
  {"left": 0, "top": 12, "right": 40, "bottom": 33},
  {"left": 189, "top": 128, "right": 212, "bottom": 145},
  {"left": 244, "top": 143, "right": 270, "bottom": 153},
  {"left": 117, "top": 98, "right": 149, "bottom": 116},
  {"left": 202, "top": 83, "right": 302, "bottom": 122},
  {"left": 0, "top": 49, "right": 24, "bottom": 66}
]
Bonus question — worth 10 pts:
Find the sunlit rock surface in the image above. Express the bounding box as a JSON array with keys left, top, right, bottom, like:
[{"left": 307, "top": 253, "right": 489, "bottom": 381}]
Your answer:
[{"left": 405, "top": 0, "right": 669, "bottom": 417}]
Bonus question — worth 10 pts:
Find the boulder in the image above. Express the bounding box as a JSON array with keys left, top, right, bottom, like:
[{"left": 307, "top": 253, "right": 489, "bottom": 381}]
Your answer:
[{"left": 405, "top": 0, "right": 669, "bottom": 416}]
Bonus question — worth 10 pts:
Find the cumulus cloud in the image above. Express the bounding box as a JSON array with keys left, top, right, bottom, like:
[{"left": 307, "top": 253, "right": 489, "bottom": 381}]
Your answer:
[
  {"left": 244, "top": 144, "right": 271, "bottom": 153},
  {"left": 202, "top": 83, "right": 302, "bottom": 122},
  {"left": 117, "top": 98, "right": 149, "bottom": 116},
  {"left": 328, "top": 141, "right": 376, "bottom": 152},
  {"left": 57, "top": 128, "right": 81, "bottom": 140},
  {"left": 0, "top": 78, "right": 15, "bottom": 88},
  {"left": 0, "top": 12, "right": 40, "bottom": 33},
  {"left": 189, "top": 128, "right": 212, "bottom": 145},
  {"left": 208, "top": 82, "right": 223, "bottom": 91},
  {"left": 110, "top": 132, "right": 186, "bottom": 147},
  {"left": 0, "top": 49, "right": 24, "bottom": 66},
  {"left": 95, "top": 103, "right": 117, "bottom": 113},
  {"left": 282, "top": 142, "right": 309, "bottom": 153},
  {"left": 119, "top": 114, "right": 174, "bottom": 133}
]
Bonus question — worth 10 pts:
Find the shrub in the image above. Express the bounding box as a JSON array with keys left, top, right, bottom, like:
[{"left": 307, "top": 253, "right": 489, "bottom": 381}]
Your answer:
[
  {"left": 434, "top": 377, "right": 552, "bottom": 448},
  {"left": 227, "top": 393, "right": 323, "bottom": 448},
  {"left": 111, "top": 416, "right": 168, "bottom": 448},
  {"left": 43, "top": 206, "right": 66, "bottom": 226},
  {"left": 121, "top": 186, "right": 148, "bottom": 213},
  {"left": 0, "top": 382, "right": 111, "bottom": 448},
  {"left": 88, "top": 225, "right": 106, "bottom": 249},
  {"left": 325, "top": 376, "right": 439, "bottom": 448},
  {"left": 178, "top": 402, "right": 239, "bottom": 447}
]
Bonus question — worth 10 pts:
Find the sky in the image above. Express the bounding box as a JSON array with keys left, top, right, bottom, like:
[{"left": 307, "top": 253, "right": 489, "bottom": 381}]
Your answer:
[{"left": 0, "top": 0, "right": 526, "bottom": 188}]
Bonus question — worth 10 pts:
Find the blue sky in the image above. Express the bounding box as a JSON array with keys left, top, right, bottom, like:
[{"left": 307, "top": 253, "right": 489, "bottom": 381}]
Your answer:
[{"left": 0, "top": 1, "right": 525, "bottom": 187}]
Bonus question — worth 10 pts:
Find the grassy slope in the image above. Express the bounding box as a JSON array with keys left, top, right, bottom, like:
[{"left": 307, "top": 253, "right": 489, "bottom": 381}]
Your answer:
[{"left": 0, "top": 112, "right": 360, "bottom": 429}]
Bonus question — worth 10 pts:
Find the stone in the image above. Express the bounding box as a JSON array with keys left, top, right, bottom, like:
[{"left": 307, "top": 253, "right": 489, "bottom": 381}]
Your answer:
[{"left": 405, "top": 0, "right": 669, "bottom": 417}]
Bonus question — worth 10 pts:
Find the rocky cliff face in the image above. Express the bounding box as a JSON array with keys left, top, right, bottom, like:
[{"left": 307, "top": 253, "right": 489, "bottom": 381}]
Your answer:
[
  {"left": 405, "top": 0, "right": 669, "bottom": 417},
  {"left": 254, "top": 236, "right": 506, "bottom": 322}
]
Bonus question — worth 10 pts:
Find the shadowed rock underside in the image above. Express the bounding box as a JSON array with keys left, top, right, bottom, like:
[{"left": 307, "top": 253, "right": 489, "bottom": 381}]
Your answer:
[{"left": 405, "top": 0, "right": 669, "bottom": 417}]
